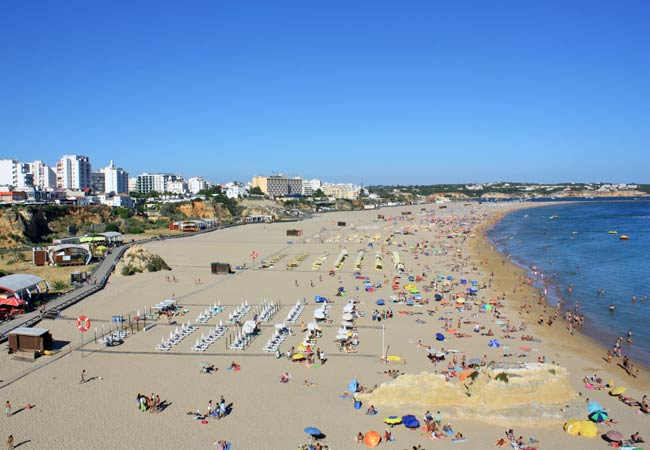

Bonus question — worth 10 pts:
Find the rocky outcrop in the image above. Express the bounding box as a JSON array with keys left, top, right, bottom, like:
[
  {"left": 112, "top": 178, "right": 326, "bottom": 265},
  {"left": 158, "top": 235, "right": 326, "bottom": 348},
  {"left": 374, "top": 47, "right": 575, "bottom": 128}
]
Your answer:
[
  {"left": 358, "top": 362, "right": 584, "bottom": 425},
  {"left": 116, "top": 245, "right": 171, "bottom": 276}
]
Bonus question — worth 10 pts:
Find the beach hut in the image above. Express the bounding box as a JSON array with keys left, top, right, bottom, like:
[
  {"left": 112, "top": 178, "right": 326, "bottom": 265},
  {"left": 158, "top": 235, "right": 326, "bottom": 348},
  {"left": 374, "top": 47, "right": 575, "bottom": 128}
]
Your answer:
[{"left": 8, "top": 327, "right": 53, "bottom": 355}]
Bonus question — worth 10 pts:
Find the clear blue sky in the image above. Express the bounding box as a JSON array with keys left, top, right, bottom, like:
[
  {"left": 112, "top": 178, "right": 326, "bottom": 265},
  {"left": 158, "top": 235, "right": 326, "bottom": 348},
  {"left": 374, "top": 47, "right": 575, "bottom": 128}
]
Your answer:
[{"left": 1, "top": 1, "right": 648, "bottom": 185}]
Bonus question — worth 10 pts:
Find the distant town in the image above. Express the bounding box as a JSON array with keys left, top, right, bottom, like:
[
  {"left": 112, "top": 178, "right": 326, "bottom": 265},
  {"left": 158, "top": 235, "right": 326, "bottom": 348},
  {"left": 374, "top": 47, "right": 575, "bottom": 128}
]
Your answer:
[{"left": 1, "top": 154, "right": 648, "bottom": 209}]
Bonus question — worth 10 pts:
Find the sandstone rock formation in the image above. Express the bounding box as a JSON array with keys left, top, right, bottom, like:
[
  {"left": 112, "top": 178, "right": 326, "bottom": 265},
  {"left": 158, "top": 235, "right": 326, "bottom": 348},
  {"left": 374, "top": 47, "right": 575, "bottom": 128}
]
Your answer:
[{"left": 358, "top": 362, "right": 584, "bottom": 425}]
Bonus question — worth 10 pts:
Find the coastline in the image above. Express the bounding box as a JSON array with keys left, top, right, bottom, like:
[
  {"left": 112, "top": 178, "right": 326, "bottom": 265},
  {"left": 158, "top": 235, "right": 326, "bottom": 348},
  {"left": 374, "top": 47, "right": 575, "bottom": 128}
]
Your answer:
[{"left": 473, "top": 204, "right": 650, "bottom": 386}]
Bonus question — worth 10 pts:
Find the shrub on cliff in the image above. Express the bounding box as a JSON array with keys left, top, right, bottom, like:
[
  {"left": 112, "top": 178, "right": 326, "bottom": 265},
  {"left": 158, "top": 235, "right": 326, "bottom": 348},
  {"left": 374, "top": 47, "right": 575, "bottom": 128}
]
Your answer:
[{"left": 146, "top": 255, "right": 171, "bottom": 272}]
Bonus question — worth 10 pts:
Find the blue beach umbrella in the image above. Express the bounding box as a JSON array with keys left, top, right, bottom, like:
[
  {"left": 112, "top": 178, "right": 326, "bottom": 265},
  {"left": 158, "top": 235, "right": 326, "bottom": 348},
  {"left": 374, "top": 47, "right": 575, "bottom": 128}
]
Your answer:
[
  {"left": 588, "top": 410, "right": 608, "bottom": 423},
  {"left": 376, "top": 299, "right": 385, "bottom": 306},
  {"left": 587, "top": 401, "right": 603, "bottom": 414},
  {"left": 436, "top": 333, "right": 445, "bottom": 341},
  {"left": 304, "top": 427, "right": 322, "bottom": 436},
  {"left": 488, "top": 339, "right": 500, "bottom": 348},
  {"left": 348, "top": 380, "right": 358, "bottom": 392}
]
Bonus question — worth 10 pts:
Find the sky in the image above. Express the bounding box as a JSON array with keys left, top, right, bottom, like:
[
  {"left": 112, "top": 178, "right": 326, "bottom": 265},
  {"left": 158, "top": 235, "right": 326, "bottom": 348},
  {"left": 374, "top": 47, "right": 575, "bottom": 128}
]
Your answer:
[{"left": 1, "top": 1, "right": 649, "bottom": 185}]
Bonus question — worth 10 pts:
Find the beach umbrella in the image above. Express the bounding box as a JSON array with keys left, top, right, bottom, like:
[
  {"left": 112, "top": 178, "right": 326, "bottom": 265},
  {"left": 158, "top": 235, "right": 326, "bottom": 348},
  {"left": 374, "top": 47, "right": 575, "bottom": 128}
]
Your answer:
[
  {"left": 588, "top": 410, "right": 608, "bottom": 423},
  {"left": 304, "top": 426, "right": 322, "bottom": 437},
  {"left": 242, "top": 321, "right": 256, "bottom": 335},
  {"left": 342, "top": 312, "right": 355, "bottom": 321},
  {"left": 488, "top": 339, "right": 500, "bottom": 348},
  {"left": 578, "top": 421, "right": 598, "bottom": 438},
  {"left": 292, "top": 353, "right": 306, "bottom": 361},
  {"left": 609, "top": 386, "right": 627, "bottom": 396},
  {"left": 376, "top": 299, "right": 385, "bottom": 306},
  {"left": 435, "top": 333, "right": 445, "bottom": 341},
  {"left": 564, "top": 419, "right": 581, "bottom": 436},
  {"left": 401, "top": 414, "right": 420, "bottom": 428},
  {"left": 604, "top": 430, "right": 623, "bottom": 443},
  {"left": 338, "top": 287, "right": 345, "bottom": 292},
  {"left": 348, "top": 380, "right": 358, "bottom": 392},
  {"left": 456, "top": 297, "right": 465, "bottom": 304},
  {"left": 384, "top": 416, "right": 402, "bottom": 426},
  {"left": 435, "top": 294, "right": 443, "bottom": 301},
  {"left": 0, "top": 297, "right": 26, "bottom": 306},
  {"left": 343, "top": 303, "right": 355, "bottom": 313},
  {"left": 363, "top": 431, "right": 381, "bottom": 448}
]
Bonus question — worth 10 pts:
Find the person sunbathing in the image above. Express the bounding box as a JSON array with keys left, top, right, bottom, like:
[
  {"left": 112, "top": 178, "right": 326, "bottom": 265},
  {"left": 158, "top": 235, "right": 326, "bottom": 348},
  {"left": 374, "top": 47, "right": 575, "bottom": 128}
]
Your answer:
[
  {"left": 619, "top": 396, "right": 641, "bottom": 407},
  {"left": 280, "top": 373, "right": 291, "bottom": 383},
  {"left": 366, "top": 405, "right": 378, "bottom": 415},
  {"left": 630, "top": 432, "right": 644, "bottom": 443}
]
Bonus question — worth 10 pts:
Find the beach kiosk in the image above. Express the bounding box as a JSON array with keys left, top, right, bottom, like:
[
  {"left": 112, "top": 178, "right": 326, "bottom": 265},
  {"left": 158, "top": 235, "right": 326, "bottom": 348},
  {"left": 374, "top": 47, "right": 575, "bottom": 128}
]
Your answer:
[
  {"left": 8, "top": 327, "right": 53, "bottom": 354},
  {"left": 211, "top": 262, "right": 233, "bottom": 275}
]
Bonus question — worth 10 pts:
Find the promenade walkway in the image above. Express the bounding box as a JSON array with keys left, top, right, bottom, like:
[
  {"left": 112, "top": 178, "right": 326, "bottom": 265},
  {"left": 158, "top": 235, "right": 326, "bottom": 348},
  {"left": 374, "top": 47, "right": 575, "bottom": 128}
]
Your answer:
[{"left": 0, "top": 226, "right": 227, "bottom": 343}]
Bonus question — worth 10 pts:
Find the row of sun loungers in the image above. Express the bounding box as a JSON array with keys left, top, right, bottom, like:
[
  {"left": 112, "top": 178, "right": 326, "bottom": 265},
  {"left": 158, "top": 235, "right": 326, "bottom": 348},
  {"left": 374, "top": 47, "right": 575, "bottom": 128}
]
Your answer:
[
  {"left": 191, "top": 325, "right": 228, "bottom": 352},
  {"left": 155, "top": 322, "right": 197, "bottom": 351},
  {"left": 258, "top": 302, "right": 279, "bottom": 322},
  {"left": 99, "top": 329, "right": 128, "bottom": 345},
  {"left": 285, "top": 302, "right": 305, "bottom": 323},
  {"left": 227, "top": 303, "right": 251, "bottom": 324},
  {"left": 229, "top": 332, "right": 254, "bottom": 350},
  {"left": 196, "top": 304, "right": 224, "bottom": 324},
  {"left": 263, "top": 331, "right": 286, "bottom": 352}
]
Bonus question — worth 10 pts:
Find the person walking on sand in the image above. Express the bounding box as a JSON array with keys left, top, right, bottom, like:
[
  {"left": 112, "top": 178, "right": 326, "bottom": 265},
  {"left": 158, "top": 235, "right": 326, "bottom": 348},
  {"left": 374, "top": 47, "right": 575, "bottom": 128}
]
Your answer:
[
  {"left": 80, "top": 369, "right": 86, "bottom": 384},
  {"left": 5, "top": 401, "right": 10, "bottom": 417},
  {"left": 6, "top": 435, "right": 13, "bottom": 450}
]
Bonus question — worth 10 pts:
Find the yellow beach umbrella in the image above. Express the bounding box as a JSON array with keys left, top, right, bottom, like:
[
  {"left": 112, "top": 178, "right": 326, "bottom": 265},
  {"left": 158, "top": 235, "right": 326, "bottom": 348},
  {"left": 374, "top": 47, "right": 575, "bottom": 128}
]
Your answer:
[
  {"left": 386, "top": 355, "right": 402, "bottom": 362},
  {"left": 292, "top": 353, "right": 306, "bottom": 361},
  {"left": 384, "top": 416, "right": 402, "bottom": 425},
  {"left": 610, "top": 386, "right": 626, "bottom": 396},
  {"left": 563, "top": 419, "right": 579, "bottom": 433},
  {"left": 578, "top": 420, "right": 598, "bottom": 438}
]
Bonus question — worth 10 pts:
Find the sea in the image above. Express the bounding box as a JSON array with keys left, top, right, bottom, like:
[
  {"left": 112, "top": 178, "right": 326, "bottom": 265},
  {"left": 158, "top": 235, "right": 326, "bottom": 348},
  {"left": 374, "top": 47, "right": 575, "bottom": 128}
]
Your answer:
[{"left": 486, "top": 200, "right": 650, "bottom": 367}]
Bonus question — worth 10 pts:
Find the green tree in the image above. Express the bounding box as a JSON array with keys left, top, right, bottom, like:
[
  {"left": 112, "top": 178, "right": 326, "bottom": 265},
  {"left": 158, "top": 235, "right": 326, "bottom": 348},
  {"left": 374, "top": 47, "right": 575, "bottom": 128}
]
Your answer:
[
  {"left": 312, "top": 188, "right": 326, "bottom": 198},
  {"left": 249, "top": 186, "right": 264, "bottom": 196}
]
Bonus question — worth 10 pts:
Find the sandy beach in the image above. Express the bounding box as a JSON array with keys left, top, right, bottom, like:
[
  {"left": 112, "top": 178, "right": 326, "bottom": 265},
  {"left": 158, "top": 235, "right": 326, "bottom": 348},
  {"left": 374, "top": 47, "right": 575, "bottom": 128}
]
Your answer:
[{"left": 1, "top": 202, "right": 648, "bottom": 450}]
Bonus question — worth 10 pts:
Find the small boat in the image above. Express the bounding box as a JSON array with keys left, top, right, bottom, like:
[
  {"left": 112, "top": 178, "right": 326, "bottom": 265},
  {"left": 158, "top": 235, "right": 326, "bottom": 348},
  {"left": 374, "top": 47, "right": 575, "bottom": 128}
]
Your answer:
[
  {"left": 619, "top": 235, "right": 629, "bottom": 240},
  {"left": 571, "top": 231, "right": 578, "bottom": 235},
  {"left": 550, "top": 215, "right": 559, "bottom": 219},
  {"left": 608, "top": 231, "right": 618, "bottom": 234}
]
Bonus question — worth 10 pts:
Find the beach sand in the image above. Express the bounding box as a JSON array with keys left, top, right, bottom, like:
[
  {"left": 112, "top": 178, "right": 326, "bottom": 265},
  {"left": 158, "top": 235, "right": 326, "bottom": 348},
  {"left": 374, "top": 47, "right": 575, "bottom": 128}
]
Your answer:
[{"left": 0, "top": 203, "right": 648, "bottom": 450}]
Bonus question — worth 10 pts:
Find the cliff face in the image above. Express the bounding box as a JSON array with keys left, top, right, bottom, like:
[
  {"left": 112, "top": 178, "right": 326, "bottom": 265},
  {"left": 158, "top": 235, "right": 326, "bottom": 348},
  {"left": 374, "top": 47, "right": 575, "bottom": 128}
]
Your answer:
[
  {"left": 0, "top": 209, "right": 30, "bottom": 247},
  {"left": 0, "top": 205, "right": 114, "bottom": 247}
]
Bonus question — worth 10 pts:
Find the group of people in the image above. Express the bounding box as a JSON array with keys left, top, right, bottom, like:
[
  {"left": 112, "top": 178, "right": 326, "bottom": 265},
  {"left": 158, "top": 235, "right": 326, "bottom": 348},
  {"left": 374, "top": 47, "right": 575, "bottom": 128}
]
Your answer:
[
  {"left": 136, "top": 392, "right": 164, "bottom": 412},
  {"left": 495, "top": 429, "right": 538, "bottom": 449}
]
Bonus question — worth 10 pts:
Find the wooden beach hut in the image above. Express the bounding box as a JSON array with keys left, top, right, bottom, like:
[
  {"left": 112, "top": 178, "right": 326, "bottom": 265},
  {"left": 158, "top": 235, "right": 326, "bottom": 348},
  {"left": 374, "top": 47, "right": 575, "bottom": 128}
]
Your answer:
[{"left": 8, "top": 327, "right": 53, "bottom": 354}]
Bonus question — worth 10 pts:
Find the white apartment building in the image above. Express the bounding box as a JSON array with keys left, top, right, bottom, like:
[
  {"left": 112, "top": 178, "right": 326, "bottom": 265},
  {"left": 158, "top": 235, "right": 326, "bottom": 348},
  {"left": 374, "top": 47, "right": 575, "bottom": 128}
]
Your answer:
[
  {"left": 0, "top": 159, "right": 29, "bottom": 189},
  {"left": 166, "top": 180, "right": 188, "bottom": 195},
  {"left": 302, "top": 178, "right": 322, "bottom": 196},
  {"left": 188, "top": 176, "right": 210, "bottom": 195},
  {"left": 135, "top": 173, "right": 181, "bottom": 194},
  {"left": 225, "top": 183, "right": 249, "bottom": 199},
  {"left": 57, "top": 155, "right": 92, "bottom": 190},
  {"left": 28, "top": 160, "right": 57, "bottom": 191},
  {"left": 0, "top": 159, "right": 19, "bottom": 187},
  {"left": 100, "top": 160, "right": 129, "bottom": 194}
]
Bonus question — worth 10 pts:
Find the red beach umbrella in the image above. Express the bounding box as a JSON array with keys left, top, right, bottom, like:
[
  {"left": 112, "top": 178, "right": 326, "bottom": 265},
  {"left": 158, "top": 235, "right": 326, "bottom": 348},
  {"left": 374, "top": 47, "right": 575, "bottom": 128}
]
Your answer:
[{"left": 0, "top": 297, "right": 26, "bottom": 307}]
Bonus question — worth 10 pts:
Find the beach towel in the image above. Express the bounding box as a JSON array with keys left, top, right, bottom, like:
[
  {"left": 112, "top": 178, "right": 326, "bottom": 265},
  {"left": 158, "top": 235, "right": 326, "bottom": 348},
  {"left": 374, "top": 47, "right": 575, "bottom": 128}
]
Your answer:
[{"left": 452, "top": 438, "right": 467, "bottom": 443}]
